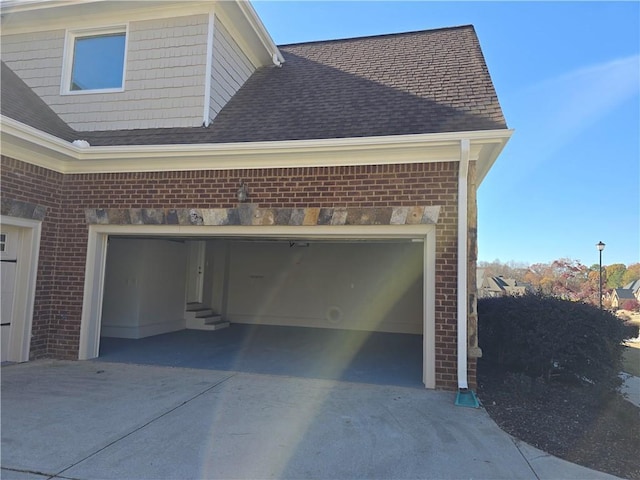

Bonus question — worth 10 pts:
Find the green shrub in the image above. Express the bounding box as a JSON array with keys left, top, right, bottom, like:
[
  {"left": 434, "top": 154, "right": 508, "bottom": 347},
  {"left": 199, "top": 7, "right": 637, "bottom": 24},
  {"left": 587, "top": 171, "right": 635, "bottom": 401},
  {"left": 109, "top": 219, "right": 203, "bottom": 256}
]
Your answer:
[{"left": 478, "top": 293, "right": 638, "bottom": 391}]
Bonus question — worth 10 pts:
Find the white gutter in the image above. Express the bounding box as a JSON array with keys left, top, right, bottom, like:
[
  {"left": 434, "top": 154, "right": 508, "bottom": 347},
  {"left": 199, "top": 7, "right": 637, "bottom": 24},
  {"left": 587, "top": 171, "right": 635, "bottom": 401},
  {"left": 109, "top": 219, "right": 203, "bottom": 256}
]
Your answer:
[
  {"left": 457, "top": 138, "right": 470, "bottom": 391},
  {"left": 0, "top": 115, "right": 513, "bottom": 174}
]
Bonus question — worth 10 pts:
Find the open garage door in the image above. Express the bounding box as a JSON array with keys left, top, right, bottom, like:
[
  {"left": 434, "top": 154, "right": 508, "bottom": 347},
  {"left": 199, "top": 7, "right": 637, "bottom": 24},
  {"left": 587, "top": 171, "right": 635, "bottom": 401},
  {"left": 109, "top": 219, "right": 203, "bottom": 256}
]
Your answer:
[{"left": 80, "top": 225, "right": 436, "bottom": 387}]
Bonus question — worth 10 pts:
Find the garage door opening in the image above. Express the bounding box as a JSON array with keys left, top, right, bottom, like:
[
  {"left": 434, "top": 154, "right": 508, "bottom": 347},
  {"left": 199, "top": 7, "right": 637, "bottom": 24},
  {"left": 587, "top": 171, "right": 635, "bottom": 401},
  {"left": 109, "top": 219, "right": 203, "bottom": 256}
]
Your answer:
[{"left": 80, "top": 224, "right": 436, "bottom": 388}]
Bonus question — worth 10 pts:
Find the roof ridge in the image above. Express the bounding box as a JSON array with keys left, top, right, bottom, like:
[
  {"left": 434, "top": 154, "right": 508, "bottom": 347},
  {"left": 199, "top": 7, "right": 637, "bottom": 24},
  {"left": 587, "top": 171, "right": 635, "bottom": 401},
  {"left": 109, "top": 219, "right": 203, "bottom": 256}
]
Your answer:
[{"left": 277, "top": 24, "right": 475, "bottom": 48}]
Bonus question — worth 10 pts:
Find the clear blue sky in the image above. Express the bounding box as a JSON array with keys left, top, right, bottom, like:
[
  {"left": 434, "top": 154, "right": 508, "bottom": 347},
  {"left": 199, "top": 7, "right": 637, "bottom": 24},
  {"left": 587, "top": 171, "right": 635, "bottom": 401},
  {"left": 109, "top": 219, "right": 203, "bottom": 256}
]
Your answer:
[{"left": 252, "top": 1, "right": 640, "bottom": 267}]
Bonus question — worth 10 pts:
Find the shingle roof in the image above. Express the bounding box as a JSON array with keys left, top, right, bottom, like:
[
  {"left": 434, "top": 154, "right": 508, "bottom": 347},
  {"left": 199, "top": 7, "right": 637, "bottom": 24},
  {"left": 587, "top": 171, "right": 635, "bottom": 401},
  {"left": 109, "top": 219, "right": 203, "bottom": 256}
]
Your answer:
[
  {"left": 1, "top": 62, "right": 77, "bottom": 142},
  {"left": 614, "top": 289, "right": 636, "bottom": 300},
  {"left": 623, "top": 279, "right": 640, "bottom": 293},
  {"left": 2, "top": 25, "right": 507, "bottom": 147}
]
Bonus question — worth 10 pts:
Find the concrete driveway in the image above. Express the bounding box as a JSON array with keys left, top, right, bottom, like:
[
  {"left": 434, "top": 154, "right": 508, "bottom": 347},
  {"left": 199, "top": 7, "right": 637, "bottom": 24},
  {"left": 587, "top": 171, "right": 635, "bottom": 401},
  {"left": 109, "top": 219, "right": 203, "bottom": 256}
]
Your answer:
[{"left": 1, "top": 360, "right": 620, "bottom": 480}]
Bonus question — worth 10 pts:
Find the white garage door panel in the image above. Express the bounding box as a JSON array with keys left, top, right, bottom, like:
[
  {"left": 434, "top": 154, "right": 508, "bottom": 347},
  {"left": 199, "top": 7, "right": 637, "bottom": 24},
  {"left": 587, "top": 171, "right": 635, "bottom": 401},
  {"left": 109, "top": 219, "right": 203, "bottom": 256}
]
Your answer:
[
  {"left": 226, "top": 241, "right": 423, "bottom": 334},
  {"left": 1, "top": 226, "right": 19, "bottom": 362},
  {"left": 0, "top": 219, "right": 40, "bottom": 364},
  {"left": 1, "top": 262, "right": 16, "bottom": 361},
  {"left": 0, "top": 261, "right": 16, "bottom": 362},
  {"left": 1, "top": 263, "right": 17, "bottom": 322}
]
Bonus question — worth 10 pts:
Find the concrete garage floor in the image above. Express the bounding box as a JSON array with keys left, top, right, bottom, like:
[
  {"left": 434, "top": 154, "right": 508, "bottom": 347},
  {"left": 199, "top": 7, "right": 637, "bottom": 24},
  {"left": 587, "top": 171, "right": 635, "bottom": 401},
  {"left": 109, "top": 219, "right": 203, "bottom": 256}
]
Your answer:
[
  {"left": 1, "top": 360, "right": 618, "bottom": 480},
  {"left": 98, "top": 324, "right": 424, "bottom": 388}
]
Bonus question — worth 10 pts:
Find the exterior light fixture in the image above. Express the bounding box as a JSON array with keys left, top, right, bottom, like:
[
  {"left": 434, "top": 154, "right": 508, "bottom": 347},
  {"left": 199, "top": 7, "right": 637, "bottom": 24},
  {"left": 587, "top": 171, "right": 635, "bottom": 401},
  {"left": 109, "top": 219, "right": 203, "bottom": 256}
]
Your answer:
[
  {"left": 237, "top": 181, "right": 248, "bottom": 202},
  {"left": 596, "top": 241, "right": 605, "bottom": 309},
  {"left": 289, "top": 241, "right": 310, "bottom": 248}
]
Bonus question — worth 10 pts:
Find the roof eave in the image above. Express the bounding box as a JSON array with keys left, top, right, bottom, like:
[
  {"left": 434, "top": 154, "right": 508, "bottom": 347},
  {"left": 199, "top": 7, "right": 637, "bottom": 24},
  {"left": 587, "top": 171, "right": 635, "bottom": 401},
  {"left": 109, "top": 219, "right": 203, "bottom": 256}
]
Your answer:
[
  {"left": 216, "top": 0, "right": 283, "bottom": 67},
  {"left": 235, "top": 0, "right": 284, "bottom": 65},
  {"left": 1, "top": 115, "right": 512, "bottom": 175},
  {"left": 475, "top": 129, "right": 513, "bottom": 185}
]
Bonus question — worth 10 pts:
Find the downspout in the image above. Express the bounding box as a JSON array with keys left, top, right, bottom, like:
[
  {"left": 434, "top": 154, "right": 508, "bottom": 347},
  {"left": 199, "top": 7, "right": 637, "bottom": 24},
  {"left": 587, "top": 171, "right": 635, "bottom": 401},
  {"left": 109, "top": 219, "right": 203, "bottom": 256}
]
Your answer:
[
  {"left": 202, "top": 10, "right": 215, "bottom": 127},
  {"left": 455, "top": 139, "right": 478, "bottom": 407}
]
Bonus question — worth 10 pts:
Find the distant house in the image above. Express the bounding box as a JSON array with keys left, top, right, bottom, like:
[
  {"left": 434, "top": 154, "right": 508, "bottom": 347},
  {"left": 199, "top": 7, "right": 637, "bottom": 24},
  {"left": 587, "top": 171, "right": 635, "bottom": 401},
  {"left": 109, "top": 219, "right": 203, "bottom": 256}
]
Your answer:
[
  {"left": 477, "top": 269, "right": 530, "bottom": 298},
  {"left": 623, "top": 279, "right": 640, "bottom": 301},
  {"left": 0, "top": 0, "right": 511, "bottom": 392},
  {"left": 612, "top": 280, "right": 640, "bottom": 309}
]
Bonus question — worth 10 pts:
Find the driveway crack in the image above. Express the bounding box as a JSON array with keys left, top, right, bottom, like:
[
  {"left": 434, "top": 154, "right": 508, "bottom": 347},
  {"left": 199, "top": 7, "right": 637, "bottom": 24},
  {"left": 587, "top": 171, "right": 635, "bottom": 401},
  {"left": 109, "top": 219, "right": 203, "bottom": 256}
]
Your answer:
[
  {"left": 51, "top": 373, "right": 237, "bottom": 478},
  {"left": 511, "top": 437, "right": 541, "bottom": 480}
]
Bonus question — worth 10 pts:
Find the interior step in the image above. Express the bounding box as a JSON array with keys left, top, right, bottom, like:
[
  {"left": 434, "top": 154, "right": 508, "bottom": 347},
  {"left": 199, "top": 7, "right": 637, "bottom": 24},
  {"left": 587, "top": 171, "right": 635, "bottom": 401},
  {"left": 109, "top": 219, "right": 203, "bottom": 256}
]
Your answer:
[
  {"left": 185, "top": 308, "right": 215, "bottom": 319},
  {"left": 186, "top": 316, "right": 230, "bottom": 331},
  {"left": 184, "top": 304, "right": 229, "bottom": 331},
  {"left": 186, "top": 302, "right": 207, "bottom": 312}
]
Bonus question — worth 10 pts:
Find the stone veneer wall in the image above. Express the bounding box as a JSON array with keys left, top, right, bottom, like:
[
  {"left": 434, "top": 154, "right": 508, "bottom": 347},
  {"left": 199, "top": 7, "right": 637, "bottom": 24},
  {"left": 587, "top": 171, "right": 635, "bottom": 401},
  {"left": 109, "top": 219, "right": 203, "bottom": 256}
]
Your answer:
[
  {"left": 0, "top": 156, "right": 475, "bottom": 390},
  {"left": 466, "top": 161, "right": 480, "bottom": 388}
]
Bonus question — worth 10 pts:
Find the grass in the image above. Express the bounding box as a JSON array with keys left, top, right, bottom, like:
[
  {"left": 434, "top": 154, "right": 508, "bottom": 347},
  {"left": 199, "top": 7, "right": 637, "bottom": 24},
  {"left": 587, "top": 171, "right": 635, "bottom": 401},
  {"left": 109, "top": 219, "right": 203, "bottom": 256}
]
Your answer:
[{"left": 622, "top": 344, "right": 640, "bottom": 376}]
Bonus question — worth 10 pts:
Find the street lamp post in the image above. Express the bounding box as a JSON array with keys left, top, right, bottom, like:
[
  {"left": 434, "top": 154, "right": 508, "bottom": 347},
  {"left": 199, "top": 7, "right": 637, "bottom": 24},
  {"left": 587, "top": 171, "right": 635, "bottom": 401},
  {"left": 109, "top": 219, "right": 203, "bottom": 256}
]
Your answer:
[{"left": 596, "top": 241, "right": 605, "bottom": 309}]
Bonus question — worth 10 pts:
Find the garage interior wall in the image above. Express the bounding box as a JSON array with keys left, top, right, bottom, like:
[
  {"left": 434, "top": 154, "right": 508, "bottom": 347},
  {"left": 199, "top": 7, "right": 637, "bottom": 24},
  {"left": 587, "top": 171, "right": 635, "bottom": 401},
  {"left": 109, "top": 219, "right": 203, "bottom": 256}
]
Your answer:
[
  {"left": 101, "top": 238, "right": 187, "bottom": 338},
  {"left": 225, "top": 241, "right": 423, "bottom": 333},
  {"left": 100, "top": 238, "right": 424, "bottom": 338}
]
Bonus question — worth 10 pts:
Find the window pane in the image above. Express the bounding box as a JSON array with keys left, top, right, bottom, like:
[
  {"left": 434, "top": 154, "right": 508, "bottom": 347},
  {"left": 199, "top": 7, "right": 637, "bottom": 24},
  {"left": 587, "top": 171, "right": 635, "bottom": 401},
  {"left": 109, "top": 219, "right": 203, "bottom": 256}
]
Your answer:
[{"left": 71, "top": 33, "right": 125, "bottom": 91}]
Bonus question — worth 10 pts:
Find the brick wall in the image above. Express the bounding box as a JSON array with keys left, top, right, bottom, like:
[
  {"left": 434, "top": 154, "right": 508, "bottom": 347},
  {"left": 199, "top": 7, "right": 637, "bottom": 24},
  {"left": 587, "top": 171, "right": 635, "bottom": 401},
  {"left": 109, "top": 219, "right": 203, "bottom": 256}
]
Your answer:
[
  {"left": 1, "top": 156, "right": 473, "bottom": 389},
  {"left": 1, "top": 156, "right": 63, "bottom": 358}
]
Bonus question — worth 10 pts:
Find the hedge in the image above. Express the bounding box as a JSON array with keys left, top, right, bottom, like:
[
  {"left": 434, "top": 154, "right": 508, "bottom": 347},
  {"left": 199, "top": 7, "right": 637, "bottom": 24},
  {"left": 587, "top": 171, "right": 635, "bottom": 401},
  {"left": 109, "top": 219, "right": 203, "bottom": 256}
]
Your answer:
[{"left": 478, "top": 293, "right": 638, "bottom": 390}]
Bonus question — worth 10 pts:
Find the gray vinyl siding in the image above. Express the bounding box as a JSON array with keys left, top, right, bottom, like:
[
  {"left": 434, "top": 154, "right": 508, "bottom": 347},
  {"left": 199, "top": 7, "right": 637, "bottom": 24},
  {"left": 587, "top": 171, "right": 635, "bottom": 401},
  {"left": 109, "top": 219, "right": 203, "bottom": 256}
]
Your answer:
[
  {"left": 209, "top": 16, "right": 255, "bottom": 122},
  {"left": 2, "top": 15, "right": 209, "bottom": 131},
  {"left": 1, "top": 30, "right": 66, "bottom": 99}
]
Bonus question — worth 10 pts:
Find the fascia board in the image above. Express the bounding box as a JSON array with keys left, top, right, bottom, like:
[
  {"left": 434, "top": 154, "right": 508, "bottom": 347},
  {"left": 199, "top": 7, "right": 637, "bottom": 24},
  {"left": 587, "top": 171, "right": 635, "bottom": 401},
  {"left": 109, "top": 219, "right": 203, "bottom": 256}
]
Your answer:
[
  {"left": 475, "top": 130, "right": 514, "bottom": 185},
  {"left": 1, "top": 115, "right": 512, "bottom": 175},
  {"left": 235, "top": 0, "right": 284, "bottom": 65},
  {"left": 0, "top": 0, "right": 99, "bottom": 13},
  {"left": 1, "top": 1, "right": 215, "bottom": 35},
  {"left": 214, "top": 1, "right": 278, "bottom": 68}
]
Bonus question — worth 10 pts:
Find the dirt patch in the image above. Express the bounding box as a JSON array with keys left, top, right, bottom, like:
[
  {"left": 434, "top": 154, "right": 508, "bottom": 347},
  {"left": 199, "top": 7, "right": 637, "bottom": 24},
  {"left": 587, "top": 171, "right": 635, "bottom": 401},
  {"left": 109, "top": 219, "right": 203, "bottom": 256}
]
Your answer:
[{"left": 478, "top": 362, "right": 640, "bottom": 480}]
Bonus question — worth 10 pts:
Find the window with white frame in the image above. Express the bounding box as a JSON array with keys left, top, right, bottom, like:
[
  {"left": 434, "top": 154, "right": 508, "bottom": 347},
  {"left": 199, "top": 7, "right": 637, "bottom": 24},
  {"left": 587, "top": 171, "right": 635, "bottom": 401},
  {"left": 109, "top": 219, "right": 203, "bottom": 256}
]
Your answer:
[{"left": 62, "top": 26, "right": 127, "bottom": 94}]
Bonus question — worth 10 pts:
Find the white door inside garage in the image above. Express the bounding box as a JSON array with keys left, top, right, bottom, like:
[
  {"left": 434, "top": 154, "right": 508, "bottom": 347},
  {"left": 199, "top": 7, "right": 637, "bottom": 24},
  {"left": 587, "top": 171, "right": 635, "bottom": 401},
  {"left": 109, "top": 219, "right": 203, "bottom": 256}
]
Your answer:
[{"left": 80, "top": 225, "right": 436, "bottom": 387}]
